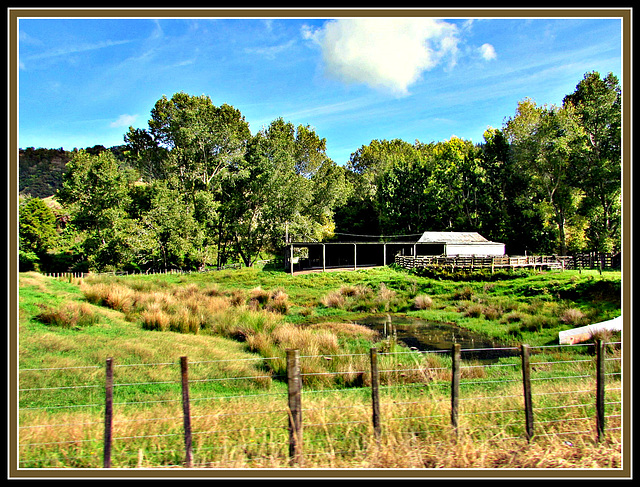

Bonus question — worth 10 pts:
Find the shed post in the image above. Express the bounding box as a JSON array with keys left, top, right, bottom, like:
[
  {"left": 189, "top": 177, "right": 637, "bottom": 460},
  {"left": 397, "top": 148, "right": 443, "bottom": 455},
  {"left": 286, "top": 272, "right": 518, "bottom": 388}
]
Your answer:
[
  {"left": 322, "top": 244, "right": 326, "bottom": 272},
  {"left": 354, "top": 243, "right": 357, "bottom": 270},
  {"left": 290, "top": 244, "right": 294, "bottom": 275}
]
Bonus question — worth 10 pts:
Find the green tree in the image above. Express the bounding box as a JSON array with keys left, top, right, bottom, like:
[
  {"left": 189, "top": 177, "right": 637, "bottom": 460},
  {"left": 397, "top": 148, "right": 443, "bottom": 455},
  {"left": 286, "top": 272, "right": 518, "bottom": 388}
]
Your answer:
[
  {"left": 224, "top": 118, "right": 343, "bottom": 266},
  {"left": 563, "top": 71, "right": 622, "bottom": 252},
  {"left": 426, "top": 137, "right": 489, "bottom": 232},
  {"left": 140, "top": 183, "right": 205, "bottom": 270},
  {"left": 18, "top": 196, "right": 59, "bottom": 270},
  {"left": 147, "top": 92, "right": 251, "bottom": 195},
  {"left": 226, "top": 118, "right": 309, "bottom": 266},
  {"left": 56, "top": 150, "right": 138, "bottom": 270},
  {"left": 504, "top": 99, "right": 582, "bottom": 255},
  {"left": 346, "top": 139, "right": 427, "bottom": 236},
  {"left": 480, "top": 128, "right": 546, "bottom": 254}
]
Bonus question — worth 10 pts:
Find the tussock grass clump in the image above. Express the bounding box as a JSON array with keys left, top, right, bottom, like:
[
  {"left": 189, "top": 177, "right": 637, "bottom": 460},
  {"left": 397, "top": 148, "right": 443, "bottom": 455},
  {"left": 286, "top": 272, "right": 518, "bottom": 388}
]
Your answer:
[
  {"left": 321, "top": 283, "right": 400, "bottom": 312},
  {"left": 321, "top": 290, "right": 346, "bottom": 309},
  {"left": 453, "top": 286, "right": 474, "bottom": 301},
  {"left": 248, "top": 287, "right": 291, "bottom": 314},
  {"left": 560, "top": 307, "right": 587, "bottom": 326},
  {"left": 35, "top": 302, "right": 99, "bottom": 329},
  {"left": 413, "top": 294, "right": 433, "bottom": 310}
]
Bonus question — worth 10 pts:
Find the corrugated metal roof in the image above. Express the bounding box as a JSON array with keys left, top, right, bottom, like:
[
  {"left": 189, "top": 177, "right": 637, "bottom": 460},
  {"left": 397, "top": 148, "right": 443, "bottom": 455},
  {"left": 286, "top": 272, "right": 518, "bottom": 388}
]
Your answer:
[{"left": 417, "top": 232, "right": 491, "bottom": 244}]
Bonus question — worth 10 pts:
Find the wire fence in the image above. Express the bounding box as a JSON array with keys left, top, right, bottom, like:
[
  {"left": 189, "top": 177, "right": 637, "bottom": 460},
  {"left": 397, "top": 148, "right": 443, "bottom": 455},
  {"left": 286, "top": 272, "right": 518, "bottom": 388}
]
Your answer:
[{"left": 17, "top": 340, "right": 622, "bottom": 469}]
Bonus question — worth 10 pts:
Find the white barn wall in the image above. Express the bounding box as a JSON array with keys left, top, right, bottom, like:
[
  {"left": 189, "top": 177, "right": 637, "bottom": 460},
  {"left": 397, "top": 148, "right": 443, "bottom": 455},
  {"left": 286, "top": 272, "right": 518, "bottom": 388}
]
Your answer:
[{"left": 445, "top": 243, "right": 505, "bottom": 256}]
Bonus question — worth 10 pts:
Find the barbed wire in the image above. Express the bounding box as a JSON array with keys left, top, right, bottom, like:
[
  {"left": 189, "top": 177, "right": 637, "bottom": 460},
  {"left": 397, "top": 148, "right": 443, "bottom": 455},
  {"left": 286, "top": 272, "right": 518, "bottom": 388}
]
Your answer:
[{"left": 18, "top": 341, "right": 623, "bottom": 468}]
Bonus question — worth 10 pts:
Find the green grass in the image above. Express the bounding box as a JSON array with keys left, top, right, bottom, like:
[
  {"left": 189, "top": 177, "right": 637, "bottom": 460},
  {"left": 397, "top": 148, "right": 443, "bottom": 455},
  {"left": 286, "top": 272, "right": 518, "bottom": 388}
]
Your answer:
[{"left": 15, "top": 267, "right": 623, "bottom": 469}]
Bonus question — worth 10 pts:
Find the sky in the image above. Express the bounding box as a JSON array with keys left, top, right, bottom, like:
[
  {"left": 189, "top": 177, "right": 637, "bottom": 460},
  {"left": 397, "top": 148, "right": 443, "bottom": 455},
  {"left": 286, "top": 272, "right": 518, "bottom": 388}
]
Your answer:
[{"left": 16, "top": 10, "right": 624, "bottom": 166}]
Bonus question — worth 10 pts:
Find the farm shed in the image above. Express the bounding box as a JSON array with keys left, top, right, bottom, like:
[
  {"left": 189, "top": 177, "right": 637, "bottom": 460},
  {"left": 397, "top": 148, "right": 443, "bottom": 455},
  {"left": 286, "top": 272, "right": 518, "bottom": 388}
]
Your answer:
[
  {"left": 417, "top": 232, "right": 505, "bottom": 257},
  {"left": 284, "top": 231, "right": 504, "bottom": 274}
]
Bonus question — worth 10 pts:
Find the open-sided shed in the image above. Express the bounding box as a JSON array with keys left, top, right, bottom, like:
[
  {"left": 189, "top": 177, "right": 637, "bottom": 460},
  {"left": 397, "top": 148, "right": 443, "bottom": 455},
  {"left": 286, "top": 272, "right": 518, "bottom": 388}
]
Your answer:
[{"left": 284, "top": 231, "right": 504, "bottom": 274}]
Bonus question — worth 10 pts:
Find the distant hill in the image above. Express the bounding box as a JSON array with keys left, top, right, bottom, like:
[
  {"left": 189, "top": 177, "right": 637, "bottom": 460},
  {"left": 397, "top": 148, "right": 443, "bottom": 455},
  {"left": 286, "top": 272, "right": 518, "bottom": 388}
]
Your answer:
[{"left": 19, "top": 145, "right": 127, "bottom": 199}]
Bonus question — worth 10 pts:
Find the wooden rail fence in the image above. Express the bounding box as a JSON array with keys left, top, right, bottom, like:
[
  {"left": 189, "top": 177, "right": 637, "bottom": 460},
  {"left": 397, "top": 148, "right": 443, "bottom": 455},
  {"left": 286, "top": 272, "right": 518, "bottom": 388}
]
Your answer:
[{"left": 395, "top": 252, "right": 620, "bottom": 272}]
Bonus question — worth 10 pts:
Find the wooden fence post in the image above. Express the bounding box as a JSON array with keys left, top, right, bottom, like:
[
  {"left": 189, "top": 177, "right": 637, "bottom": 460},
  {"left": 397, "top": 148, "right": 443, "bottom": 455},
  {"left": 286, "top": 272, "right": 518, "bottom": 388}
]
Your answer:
[
  {"left": 370, "top": 348, "right": 381, "bottom": 441},
  {"left": 180, "top": 356, "right": 194, "bottom": 467},
  {"left": 103, "top": 357, "right": 113, "bottom": 468},
  {"left": 451, "top": 343, "right": 461, "bottom": 436},
  {"left": 521, "top": 344, "right": 534, "bottom": 442},
  {"left": 286, "top": 349, "right": 303, "bottom": 465},
  {"left": 595, "top": 339, "right": 606, "bottom": 442}
]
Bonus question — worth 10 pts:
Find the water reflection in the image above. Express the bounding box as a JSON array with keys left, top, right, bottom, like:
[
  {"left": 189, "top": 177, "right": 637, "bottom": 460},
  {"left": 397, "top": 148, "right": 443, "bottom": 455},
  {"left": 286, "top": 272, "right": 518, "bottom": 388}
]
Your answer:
[{"left": 357, "top": 314, "right": 518, "bottom": 362}]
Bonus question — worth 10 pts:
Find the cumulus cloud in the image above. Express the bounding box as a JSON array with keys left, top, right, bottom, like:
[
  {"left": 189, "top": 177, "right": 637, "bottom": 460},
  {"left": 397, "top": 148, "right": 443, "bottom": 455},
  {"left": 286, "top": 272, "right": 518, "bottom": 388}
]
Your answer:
[
  {"left": 110, "top": 113, "right": 138, "bottom": 128},
  {"left": 479, "top": 43, "right": 497, "bottom": 61},
  {"left": 303, "top": 18, "right": 461, "bottom": 96}
]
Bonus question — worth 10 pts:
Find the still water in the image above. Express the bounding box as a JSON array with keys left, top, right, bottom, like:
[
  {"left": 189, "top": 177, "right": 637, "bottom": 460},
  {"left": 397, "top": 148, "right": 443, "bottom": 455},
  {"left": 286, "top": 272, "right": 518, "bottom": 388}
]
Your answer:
[{"left": 356, "top": 314, "right": 518, "bottom": 362}]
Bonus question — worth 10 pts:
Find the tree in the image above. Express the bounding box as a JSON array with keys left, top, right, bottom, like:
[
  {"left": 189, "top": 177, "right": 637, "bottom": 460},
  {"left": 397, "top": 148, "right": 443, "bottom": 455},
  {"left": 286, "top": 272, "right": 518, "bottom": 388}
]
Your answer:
[
  {"left": 346, "top": 139, "right": 427, "bottom": 236},
  {"left": 18, "top": 196, "right": 59, "bottom": 270},
  {"left": 56, "top": 150, "right": 138, "bottom": 270},
  {"left": 147, "top": 92, "right": 251, "bottom": 195},
  {"left": 563, "top": 71, "right": 622, "bottom": 252},
  {"left": 426, "top": 137, "right": 489, "bottom": 232},
  {"left": 480, "top": 127, "right": 546, "bottom": 254},
  {"left": 140, "top": 183, "right": 206, "bottom": 270},
  {"left": 226, "top": 118, "right": 310, "bottom": 266},
  {"left": 504, "top": 99, "right": 582, "bottom": 255}
]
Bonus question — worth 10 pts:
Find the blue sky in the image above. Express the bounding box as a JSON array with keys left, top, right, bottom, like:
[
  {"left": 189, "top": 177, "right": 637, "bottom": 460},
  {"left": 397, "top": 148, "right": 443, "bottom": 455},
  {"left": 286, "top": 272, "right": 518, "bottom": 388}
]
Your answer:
[{"left": 17, "top": 11, "right": 623, "bottom": 165}]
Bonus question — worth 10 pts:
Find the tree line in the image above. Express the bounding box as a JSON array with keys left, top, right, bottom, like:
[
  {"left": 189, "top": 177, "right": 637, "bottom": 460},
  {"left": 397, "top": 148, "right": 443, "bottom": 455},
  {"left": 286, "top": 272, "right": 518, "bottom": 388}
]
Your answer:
[{"left": 18, "top": 71, "right": 621, "bottom": 273}]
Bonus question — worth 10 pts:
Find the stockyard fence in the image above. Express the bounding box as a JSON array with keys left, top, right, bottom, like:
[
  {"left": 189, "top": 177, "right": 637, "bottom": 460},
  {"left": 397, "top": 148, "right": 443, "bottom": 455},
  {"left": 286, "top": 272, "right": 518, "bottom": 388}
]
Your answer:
[
  {"left": 394, "top": 252, "right": 621, "bottom": 272},
  {"left": 17, "top": 339, "right": 622, "bottom": 469}
]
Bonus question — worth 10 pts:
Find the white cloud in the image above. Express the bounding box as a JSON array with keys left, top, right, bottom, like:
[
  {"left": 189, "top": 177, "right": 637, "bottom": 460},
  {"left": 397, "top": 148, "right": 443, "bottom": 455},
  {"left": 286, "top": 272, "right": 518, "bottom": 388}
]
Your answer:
[
  {"left": 110, "top": 114, "right": 138, "bottom": 128},
  {"left": 304, "top": 18, "right": 460, "bottom": 96},
  {"left": 479, "top": 43, "right": 497, "bottom": 61}
]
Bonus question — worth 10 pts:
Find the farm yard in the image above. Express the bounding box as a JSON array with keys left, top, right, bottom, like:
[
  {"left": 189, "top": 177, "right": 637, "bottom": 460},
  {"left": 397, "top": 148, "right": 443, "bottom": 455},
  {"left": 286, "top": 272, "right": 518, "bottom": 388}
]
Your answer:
[
  {"left": 9, "top": 22, "right": 631, "bottom": 477},
  {"left": 15, "top": 265, "right": 625, "bottom": 472}
]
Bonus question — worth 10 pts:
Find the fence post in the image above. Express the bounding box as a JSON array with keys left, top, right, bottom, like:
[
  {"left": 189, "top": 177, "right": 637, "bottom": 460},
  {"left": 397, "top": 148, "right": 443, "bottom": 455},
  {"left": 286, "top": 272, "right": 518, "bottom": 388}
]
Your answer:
[
  {"left": 521, "top": 344, "right": 534, "bottom": 442},
  {"left": 103, "top": 357, "right": 113, "bottom": 468},
  {"left": 595, "top": 339, "right": 606, "bottom": 442},
  {"left": 286, "top": 349, "right": 303, "bottom": 465},
  {"left": 451, "top": 343, "right": 461, "bottom": 436},
  {"left": 180, "top": 356, "right": 194, "bottom": 467},
  {"left": 370, "top": 348, "right": 381, "bottom": 441}
]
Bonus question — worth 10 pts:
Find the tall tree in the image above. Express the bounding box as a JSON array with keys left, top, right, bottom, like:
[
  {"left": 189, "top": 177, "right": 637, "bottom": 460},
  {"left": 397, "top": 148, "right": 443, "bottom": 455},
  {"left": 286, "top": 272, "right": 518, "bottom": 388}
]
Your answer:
[
  {"left": 504, "top": 99, "right": 582, "bottom": 254},
  {"left": 480, "top": 127, "right": 546, "bottom": 254},
  {"left": 426, "top": 137, "right": 488, "bottom": 232},
  {"left": 147, "top": 92, "right": 251, "bottom": 195},
  {"left": 18, "top": 196, "right": 59, "bottom": 270},
  {"left": 56, "top": 150, "right": 140, "bottom": 270},
  {"left": 563, "top": 71, "right": 622, "bottom": 252}
]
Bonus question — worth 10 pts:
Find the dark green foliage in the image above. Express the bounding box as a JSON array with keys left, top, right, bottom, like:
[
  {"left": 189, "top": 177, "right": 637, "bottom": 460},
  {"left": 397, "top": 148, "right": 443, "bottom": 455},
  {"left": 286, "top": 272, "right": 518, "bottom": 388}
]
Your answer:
[{"left": 19, "top": 196, "right": 59, "bottom": 270}]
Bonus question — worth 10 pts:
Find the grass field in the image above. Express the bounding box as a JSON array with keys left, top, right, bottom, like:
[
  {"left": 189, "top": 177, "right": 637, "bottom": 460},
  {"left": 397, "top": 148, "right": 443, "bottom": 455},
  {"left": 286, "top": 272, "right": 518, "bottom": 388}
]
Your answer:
[{"left": 15, "top": 266, "right": 624, "bottom": 471}]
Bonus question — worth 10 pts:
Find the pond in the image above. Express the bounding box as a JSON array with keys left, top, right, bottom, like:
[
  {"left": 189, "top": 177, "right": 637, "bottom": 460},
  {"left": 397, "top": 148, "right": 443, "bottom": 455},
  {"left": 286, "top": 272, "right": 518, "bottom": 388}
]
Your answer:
[{"left": 356, "top": 314, "right": 519, "bottom": 362}]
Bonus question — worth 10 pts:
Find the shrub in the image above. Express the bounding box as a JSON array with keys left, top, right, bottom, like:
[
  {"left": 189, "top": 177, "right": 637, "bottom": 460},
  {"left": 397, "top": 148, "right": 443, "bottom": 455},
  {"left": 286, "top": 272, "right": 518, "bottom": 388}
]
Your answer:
[
  {"left": 265, "top": 289, "right": 290, "bottom": 314},
  {"left": 502, "top": 311, "right": 524, "bottom": 323}
]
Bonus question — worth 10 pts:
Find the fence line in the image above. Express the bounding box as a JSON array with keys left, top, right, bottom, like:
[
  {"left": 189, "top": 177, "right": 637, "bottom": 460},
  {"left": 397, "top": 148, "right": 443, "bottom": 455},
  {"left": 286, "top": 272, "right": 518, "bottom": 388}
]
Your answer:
[
  {"left": 41, "top": 260, "right": 276, "bottom": 280},
  {"left": 395, "top": 252, "right": 621, "bottom": 272},
  {"left": 18, "top": 341, "right": 622, "bottom": 468}
]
